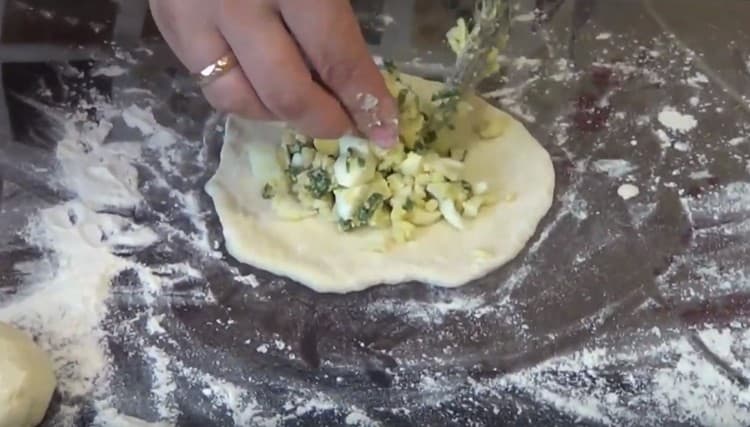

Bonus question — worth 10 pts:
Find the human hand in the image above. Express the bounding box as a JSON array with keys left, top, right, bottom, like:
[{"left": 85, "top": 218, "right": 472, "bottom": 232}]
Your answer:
[{"left": 150, "top": 0, "right": 399, "bottom": 147}]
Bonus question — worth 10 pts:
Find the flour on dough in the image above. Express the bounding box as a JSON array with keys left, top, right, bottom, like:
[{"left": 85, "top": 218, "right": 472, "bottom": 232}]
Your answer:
[
  {"left": 0, "top": 322, "right": 57, "bottom": 427},
  {"left": 206, "top": 74, "right": 555, "bottom": 293}
]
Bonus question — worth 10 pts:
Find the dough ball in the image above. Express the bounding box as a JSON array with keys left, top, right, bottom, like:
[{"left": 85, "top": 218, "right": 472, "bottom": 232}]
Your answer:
[{"left": 0, "top": 322, "right": 57, "bottom": 427}]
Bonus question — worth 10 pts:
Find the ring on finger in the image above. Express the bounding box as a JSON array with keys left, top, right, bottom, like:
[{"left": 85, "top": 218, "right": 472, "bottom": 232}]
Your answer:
[{"left": 193, "top": 52, "right": 239, "bottom": 87}]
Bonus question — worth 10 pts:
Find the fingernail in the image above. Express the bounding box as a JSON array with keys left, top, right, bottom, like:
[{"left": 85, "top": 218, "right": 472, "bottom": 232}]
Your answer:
[{"left": 369, "top": 122, "right": 398, "bottom": 148}]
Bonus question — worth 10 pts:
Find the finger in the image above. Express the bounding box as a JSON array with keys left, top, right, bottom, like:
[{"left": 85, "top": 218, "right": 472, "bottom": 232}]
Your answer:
[
  {"left": 149, "top": 0, "right": 273, "bottom": 120},
  {"left": 278, "top": 0, "right": 399, "bottom": 147},
  {"left": 217, "top": 0, "right": 353, "bottom": 139}
]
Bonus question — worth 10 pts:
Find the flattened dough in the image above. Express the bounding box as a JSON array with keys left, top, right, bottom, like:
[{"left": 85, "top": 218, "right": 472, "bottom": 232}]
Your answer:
[
  {"left": 0, "top": 322, "right": 56, "bottom": 427},
  {"left": 206, "top": 74, "right": 555, "bottom": 293}
]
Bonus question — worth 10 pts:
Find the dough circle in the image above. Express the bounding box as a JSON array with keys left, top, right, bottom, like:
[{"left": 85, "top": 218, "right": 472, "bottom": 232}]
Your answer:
[
  {"left": 206, "top": 74, "right": 555, "bottom": 293},
  {"left": 0, "top": 322, "right": 57, "bottom": 427}
]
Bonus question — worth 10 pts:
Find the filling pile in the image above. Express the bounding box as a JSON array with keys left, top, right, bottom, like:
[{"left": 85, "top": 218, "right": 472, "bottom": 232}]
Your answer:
[{"left": 257, "top": 67, "right": 505, "bottom": 246}]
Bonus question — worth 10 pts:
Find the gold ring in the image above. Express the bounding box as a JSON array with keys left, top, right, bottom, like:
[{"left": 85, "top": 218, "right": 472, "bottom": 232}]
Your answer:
[{"left": 193, "top": 52, "right": 239, "bottom": 87}]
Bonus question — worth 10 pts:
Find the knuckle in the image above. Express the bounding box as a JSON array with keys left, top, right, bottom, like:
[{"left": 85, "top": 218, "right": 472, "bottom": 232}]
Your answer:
[
  {"left": 318, "top": 56, "right": 361, "bottom": 90},
  {"left": 264, "top": 89, "right": 308, "bottom": 120}
]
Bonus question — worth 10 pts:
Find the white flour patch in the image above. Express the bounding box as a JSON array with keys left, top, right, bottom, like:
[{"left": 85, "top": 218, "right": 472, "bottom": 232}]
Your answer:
[
  {"left": 144, "top": 346, "right": 177, "bottom": 420},
  {"left": 345, "top": 410, "right": 378, "bottom": 426},
  {"left": 512, "top": 56, "right": 542, "bottom": 69},
  {"left": 657, "top": 108, "right": 697, "bottom": 133},
  {"left": 94, "top": 408, "right": 173, "bottom": 427},
  {"left": 0, "top": 108, "right": 157, "bottom": 420},
  {"left": 92, "top": 65, "right": 128, "bottom": 77},
  {"left": 689, "top": 169, "right": 713, "bottom": 180},
  {"left": 617, "top": 183, "right": 640, "bottom": 200},
  {"left": 595, "top": 32, "right": 612, "bottom": 40},
  {"left": 146, "top": 314, "right": 166, "bottom": 335},
  {"left": 122, "top": 104, "right": 159, "bottom": 136},
  {"left": 686, "top": 72, "right": 709, "bottom": 87},
  {"left": 649, "top": 338, "right": 750, "bottom": 427},
  {"left": 236, "top": 273, "right": 261, "bottom": 288},
  {"left": 727, "top": 136, "right": 746, "bottom": 146},
  {"left": 376, "top": 14, "right": 395, "bottom": 27},
  {"left": 654, "top": 128, "right": 672, "bottom": 147},
  {"left": 513, "top": 11, "right": 535, "bottom": 22},
  {"left": 592, "top": 159, "right": 637, "bottom": 178},
  {"left": 367, "top": 295, "right": 488, "bottom": 324},
  {"left": 0, "top": 91, "right": 284, "bottom": 425}
]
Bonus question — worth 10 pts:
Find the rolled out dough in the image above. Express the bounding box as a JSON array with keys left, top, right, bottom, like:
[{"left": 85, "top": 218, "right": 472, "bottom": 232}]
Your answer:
[
  {"left": 0, "top": 322, "right": 57, "bottom": 427},
  {"left": 206, "top": 74, "right": 555, "bottom": 293}
]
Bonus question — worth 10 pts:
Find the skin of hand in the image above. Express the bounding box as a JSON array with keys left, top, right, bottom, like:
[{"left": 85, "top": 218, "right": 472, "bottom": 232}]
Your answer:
[{"left": 149, "top": 0, "right": 399, "bottom": 147}]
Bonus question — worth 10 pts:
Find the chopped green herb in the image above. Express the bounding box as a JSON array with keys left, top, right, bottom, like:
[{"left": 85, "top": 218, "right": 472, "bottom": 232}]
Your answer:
[
  {"left": 338, "top": 219, "right": 357, "bottom": 232},
  {"left": 431, "top": 89, "right": 460, "bottom": 102},
  {"left": 384, "top": 60, "right": 397, "bottom": 74},
  {"left": 461, "top": 180, "right": 474, "bottom": 196},
  {"left": 403, "top": 198, "right": 415, "bottom": 211},
  {"left": 357, "top": 157, "right": 366, "bottom": 167},
  {"left": 356, "top": 193, "right": 385, "bottom": 224},
  {"left": 423, "top": 130, "right": 437, "bottom": 144},
  {"left": 287, "top": 166, "right": 304, "bottom": 183},
  {"left": 397, "top": 89, "right": 409, "bottom": 107},
  {"left": 262, "top": 183, "right": 275, "bottom": 199},
  {"left": 305, "top": 168, "right": 332, "bottom": 199}
]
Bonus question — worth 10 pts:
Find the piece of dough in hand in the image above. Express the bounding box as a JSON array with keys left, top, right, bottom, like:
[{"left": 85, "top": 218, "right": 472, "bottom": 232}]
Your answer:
[
  {"left": 0, "top": 322, "right": 57, "bottom": 427},
  {"left": 206, "top": 74, "right": 555, "bottom": 293}
]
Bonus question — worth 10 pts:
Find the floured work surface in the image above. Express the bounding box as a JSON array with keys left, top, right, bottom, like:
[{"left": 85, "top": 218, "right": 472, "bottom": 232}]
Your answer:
[{"left": 1, "top": 1, "right": 750, "bottom": 426}]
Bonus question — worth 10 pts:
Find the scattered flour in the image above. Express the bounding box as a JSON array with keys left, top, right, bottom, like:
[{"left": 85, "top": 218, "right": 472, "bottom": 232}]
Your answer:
[
  {"left": 592, "top": 159, "right": 637, "bottom": 178},
  {"left": 92, "top": 65, "right": 128, "bottom": 78},
  {"left": 358, "top": 93, "right": 379, "bottom": 111},
  {"left": 345, "top": 410, "right": 378, "bottom": 426},
  {"left": 94, "top": 409, "right": 173, "bottom": 427},
  {"left": 673, "top": 141, "right": 690, "bottom": 152},
  {"left": 236, "top": 273, "right": 261, "bottom": 288},
  {"left": 689, "top": 169, "right": 713, "bottom": 180},
  {"left": 727, "top": 136, "right": 746, "bottom": 146},
  {"left": 686, "top": 72, "right": 709, "bottom": 87},
  {"left": 122, "top": 104, "right": 159, "bottom": 136},
  {"left": 655, "top": 128, "right": 672, "bottom": 147},
  {"left": 376, "top": 14, "right": 395, "bottom": 27},
  {"left": 512, "top": 11, "right": 535, "bottom": 22}
]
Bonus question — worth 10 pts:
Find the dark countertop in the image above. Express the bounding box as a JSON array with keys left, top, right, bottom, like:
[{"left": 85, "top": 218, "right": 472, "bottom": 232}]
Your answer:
[{"left": 1, "top": 1, "right": 749, "bottom": 426}]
